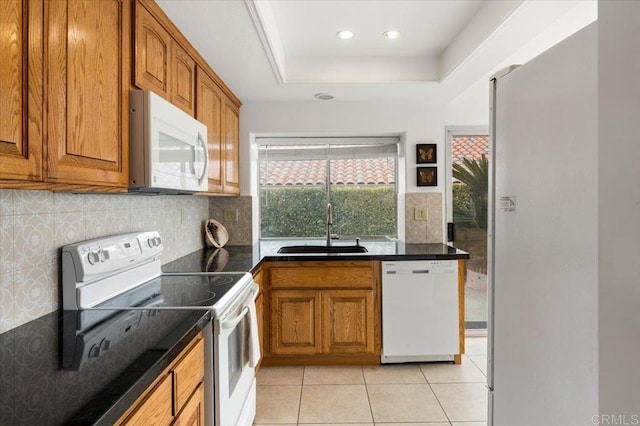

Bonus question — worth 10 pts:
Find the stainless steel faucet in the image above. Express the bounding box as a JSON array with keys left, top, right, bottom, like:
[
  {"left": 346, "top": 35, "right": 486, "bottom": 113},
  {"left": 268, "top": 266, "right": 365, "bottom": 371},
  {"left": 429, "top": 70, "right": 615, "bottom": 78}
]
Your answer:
[{"left": 326, "top": 203, "right": 333, "bottom": 247}]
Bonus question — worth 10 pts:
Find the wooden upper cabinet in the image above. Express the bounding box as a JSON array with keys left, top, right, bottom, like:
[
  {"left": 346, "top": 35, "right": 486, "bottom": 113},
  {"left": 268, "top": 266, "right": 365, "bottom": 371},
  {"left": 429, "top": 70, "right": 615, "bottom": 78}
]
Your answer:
[
  {"left": 134, "top": 1, "right": 171, "bottom": 98},
  {"left": 46, "top": 0, "right": 130, "bottom": 187},
  {"left": 171, "top": 43, "right": 195, "bottom": 116},
  {"left": 222, "top": 98, "right": 240, "bottom": 195},
  {"left": 0, "top": 0, "right": 43, "bottom": 182},
  {"left": 196, "top": 67, "right": 223, "bottom": 192},
  {"left": 134, "top": 0, "right": 196, "bottom": 116}
]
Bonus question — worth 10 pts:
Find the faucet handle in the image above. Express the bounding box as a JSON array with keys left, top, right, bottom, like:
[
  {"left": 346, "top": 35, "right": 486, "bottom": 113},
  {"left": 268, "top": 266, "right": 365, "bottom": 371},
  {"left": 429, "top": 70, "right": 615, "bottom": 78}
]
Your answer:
[{"left": 355, "top": 237, "right": 361, "bottom": 246}]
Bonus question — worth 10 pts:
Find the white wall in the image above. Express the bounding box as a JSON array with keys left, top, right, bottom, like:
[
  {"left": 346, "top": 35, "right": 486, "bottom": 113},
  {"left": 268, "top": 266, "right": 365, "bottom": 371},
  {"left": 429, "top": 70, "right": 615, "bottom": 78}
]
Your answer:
[
  {"left": 239, "top": 101, "right": 448, "bottom": 196},
  {"left": 598, "top": 1, "right": 640, "bottom": 416},
  {"left": 446, "top": 83, "right": 490, "bottom": 127}
]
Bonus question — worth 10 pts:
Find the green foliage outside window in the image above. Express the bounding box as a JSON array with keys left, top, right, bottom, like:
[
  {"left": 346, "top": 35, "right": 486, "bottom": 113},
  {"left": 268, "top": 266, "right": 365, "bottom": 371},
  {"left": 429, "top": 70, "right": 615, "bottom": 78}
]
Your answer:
[
  {"left": 452, "top": 155, "right": 488, "bottom": 230},
  {"left": 260, "top": 186, "right": 396, "bottom": 238}
]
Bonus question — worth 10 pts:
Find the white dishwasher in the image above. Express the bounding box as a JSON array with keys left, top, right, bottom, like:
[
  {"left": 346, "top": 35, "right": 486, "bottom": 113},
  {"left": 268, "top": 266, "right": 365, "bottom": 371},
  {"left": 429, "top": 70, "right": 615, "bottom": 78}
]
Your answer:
[{"left": 381, "top": 260, "right": 459, "bottom": 363}]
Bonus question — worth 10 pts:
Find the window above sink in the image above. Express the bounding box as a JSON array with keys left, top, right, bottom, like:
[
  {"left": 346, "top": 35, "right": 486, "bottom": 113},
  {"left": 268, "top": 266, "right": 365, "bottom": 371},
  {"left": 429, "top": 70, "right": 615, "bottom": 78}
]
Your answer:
[{"left": 257, "top": 137, "right": 398, "bottom": 242}]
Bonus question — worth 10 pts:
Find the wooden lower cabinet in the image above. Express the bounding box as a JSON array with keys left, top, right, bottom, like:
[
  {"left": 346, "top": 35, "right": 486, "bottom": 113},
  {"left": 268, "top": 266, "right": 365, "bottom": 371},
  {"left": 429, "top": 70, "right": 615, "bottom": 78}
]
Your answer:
[
  {"left": 120, "top": 373, "right": 173, "bottom": 426},
  {"left": 264, "top": 261, "right": 381, "bottom": 364},
  {"left": 173, "top": 383, "right": 205, "bottom": 426},
  {"left": 117, "top": 333, "right": 204, "bottom": 426},
  {"left": 253, "top": 267, "right": 265, "bottom": 373},
  {"left": 322, "top": 290, "right": 375, "bottom": 354},
  {"left": 270, "top": 290, "right": 322, "bottom": 355}
]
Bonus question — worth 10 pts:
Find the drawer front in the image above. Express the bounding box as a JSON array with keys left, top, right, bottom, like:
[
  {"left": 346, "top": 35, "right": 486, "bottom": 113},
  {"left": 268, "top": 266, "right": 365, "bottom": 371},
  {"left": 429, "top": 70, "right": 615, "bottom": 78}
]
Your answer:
[
  {"left": 173, "top": 337, "right": 205, "bottom": 412},
  {"left": 121, "top": 373, "right": 173, "bottom": 426},
  {"left": 270, "top": 266, "right": 374, "bottom": 289}
]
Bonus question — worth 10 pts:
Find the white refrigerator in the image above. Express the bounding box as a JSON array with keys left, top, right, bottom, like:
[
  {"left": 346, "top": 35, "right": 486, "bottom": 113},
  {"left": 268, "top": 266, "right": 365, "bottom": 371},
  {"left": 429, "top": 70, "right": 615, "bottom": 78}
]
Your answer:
[{"left": 487, "top": 23, "right": 598, "bottom": 425}]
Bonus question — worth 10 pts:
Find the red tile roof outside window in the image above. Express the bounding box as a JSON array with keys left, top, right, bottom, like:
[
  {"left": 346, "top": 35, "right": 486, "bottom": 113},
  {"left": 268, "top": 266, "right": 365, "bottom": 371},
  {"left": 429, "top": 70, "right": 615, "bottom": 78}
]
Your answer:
[
  {"left": 452, "top": 135, "right": 489, "bottom": 165},
  {"left": 260, "top": 158, "right": 396, "bottom": 187}
]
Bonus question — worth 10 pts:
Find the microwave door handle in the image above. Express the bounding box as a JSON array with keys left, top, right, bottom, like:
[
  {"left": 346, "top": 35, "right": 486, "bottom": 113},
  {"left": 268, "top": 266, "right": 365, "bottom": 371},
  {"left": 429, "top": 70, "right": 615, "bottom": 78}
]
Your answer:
[{"left": 198, "top": 132, "right": 208, "bottom": 186}]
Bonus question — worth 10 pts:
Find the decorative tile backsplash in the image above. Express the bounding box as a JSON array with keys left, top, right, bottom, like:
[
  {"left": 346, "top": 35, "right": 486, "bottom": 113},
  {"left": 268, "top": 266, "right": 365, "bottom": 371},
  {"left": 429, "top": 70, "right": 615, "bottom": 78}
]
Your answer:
[
  {"left": 208, "top": 196, "right": 253, "bottom": 246},
  {"left": 404, "top": 192, "right": 444, "bottom": 244},
  {"left": 0, "top": 190, "right": 209, "bottom": 333}
]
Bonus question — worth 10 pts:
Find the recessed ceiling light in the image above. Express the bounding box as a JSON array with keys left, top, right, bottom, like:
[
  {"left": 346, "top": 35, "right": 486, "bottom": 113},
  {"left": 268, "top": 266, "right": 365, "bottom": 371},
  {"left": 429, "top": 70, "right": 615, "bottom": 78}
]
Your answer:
[
  {"left": 336, "top": 30, "right": 353, "bottom": 40},
  {"left": 314, "top": 93, "right": 334, "bottom": 100},
  {"left": 383, "top": 30, "right": 400, "bottom": 40}
]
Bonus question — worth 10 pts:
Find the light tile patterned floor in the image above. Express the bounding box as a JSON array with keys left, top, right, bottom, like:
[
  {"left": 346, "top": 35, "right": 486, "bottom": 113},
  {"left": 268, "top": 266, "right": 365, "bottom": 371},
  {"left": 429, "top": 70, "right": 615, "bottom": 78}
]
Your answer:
[{"left": 254, "top": 337, "right": 488, "bottom": 426}]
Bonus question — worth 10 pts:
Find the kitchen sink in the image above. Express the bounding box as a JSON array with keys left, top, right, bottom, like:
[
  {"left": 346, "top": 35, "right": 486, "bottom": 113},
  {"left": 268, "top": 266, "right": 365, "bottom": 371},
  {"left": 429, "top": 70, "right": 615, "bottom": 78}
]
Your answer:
[{"left": 277, "top": 245, "right": 368, "bottom": 254}]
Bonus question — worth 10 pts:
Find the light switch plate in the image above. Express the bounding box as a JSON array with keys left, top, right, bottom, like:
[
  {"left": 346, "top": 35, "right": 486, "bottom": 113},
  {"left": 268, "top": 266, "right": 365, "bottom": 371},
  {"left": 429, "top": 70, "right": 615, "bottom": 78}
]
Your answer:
[
  {"left": 414, "top": 207, "right": 428, "bottom": 221},
  {"left": 223, "top": 208, "right": 238, "bottom": 222}
]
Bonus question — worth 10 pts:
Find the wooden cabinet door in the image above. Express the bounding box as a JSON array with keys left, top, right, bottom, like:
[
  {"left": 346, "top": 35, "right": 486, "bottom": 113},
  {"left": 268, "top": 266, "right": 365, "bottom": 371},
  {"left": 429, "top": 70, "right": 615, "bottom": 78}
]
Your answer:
[
  {"left": 0, "top": 0, "right": 43, "bottom": 182},
  {"left": 120, "top": 373, "right": 173, "bottom": 426},
  {"left": 173, "top": 337, "right": 204, "bottom": 413},
  {"left": 195, "top": 67, "right": 223, "bottom": 192},
  {"left": 46, "top": 0, "right": 130, "bottom": 187},
  {"left": 222, "top": 98, "right": 240, "bottom": 195},
  {"left": 270, "top": 290, "right": 321, "bottom": 355},
  {"left": 171, "top": 42, "right": 195, "bottom": 116},
  {"left": 322, "top": 290, "right": 375, "bottom": 354},
  {"left": 173, "top": 383, "right": 205, "bottom": 426},
  {"left": 255, "top": 291, "right": 264, "bottom": 372},
  {"left": 134, "top": 1, "right": 170, "bottom": 98}
]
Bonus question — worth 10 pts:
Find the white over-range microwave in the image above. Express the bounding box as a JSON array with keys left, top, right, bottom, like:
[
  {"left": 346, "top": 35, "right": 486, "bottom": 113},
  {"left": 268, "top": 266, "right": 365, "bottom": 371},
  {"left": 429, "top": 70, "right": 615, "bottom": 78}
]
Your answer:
[{"left": 129, "top": 90, "right": 208, "bottom": 193}]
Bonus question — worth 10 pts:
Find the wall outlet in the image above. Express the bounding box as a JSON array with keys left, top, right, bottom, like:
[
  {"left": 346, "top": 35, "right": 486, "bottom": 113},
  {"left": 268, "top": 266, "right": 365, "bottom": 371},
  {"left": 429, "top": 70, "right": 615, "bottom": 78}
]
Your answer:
[
  {"left": 414, "top": 207, "right": 428, "bottom": 221},
  {"left": 224, "top": 208, "right": 238, "bottom": 222}
]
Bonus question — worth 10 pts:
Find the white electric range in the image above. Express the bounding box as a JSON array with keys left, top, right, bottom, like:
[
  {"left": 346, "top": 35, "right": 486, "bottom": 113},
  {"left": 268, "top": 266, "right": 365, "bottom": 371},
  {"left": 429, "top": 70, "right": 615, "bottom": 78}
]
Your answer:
[{"left": 61, "top": 231, "right": 259, "bottom": 426}]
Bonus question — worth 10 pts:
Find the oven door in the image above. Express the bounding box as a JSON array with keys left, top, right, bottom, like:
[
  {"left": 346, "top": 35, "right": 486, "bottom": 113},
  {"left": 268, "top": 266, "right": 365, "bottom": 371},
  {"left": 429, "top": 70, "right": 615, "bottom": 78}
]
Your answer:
[{"left": 213, "top": 283, "right": 260, "bottom": 426}]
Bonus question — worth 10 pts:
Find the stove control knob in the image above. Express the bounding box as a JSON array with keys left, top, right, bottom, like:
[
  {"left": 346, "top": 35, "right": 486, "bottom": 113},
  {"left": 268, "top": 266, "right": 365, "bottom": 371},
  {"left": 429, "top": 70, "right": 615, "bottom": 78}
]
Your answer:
[
  {"left": 88, "top": 344, "right": 100, "bottom": 358},
  {"left": 147, "top": 238, "right": 155, "bottom": 248},
  {"left": 87, "top": 251, "right": 100, "bottom": 265},
  {"left": 99, "top": 338, "right": 111, "bottom": 352},
  {"left": 154, "top": 237, "right": 162, "bottom": 247},
  {"left": 97, "top": 249, "right": 107, "bottom": 262}
]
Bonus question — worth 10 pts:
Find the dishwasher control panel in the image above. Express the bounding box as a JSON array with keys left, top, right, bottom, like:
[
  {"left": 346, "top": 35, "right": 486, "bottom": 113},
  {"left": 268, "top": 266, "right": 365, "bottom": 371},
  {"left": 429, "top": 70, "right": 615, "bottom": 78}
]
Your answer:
[{"left": 383, "top": 260, "right": 457, "bottom": 275}]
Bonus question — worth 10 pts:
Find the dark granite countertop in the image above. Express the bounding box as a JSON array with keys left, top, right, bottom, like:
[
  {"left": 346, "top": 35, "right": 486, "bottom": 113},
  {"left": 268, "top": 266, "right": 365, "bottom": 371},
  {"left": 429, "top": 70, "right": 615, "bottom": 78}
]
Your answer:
[
  {"left": 162, "top": 241, "right": 469, "bottom": 274},
  {"left": 0, "top": 308, "right": 210, "bottom": 425}
]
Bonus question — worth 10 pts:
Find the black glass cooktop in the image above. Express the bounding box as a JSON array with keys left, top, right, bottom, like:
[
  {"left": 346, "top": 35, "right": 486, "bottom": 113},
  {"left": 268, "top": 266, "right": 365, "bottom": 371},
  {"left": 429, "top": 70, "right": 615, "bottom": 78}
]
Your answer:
[{"left": 91, "top": 272, "right": 251, "bottom": 312}]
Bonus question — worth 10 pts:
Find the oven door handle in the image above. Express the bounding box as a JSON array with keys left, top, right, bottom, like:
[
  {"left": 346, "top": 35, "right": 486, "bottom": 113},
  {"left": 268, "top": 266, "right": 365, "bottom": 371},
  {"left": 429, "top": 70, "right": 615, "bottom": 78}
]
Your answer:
[{"left": 221, "top": 305, "right": 250, "bottom": 330}]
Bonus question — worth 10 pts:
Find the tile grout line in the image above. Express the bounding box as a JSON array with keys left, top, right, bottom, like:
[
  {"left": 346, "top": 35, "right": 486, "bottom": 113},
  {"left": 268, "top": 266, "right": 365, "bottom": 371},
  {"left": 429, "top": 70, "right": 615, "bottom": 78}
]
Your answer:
[
  {"left": 296, "top": 365, "right": 305, "bottom": 425},
  {"left": 420, "top": 363, "right": 454, "bottom": 425},
  {"left": 361, "top": 365, "right": 376, "bottom": 424}
]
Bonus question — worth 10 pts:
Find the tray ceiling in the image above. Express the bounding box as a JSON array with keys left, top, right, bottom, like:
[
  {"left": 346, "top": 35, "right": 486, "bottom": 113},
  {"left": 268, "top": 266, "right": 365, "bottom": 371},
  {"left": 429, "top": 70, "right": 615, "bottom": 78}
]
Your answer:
[{"left": 156, "top": 0, "right": 596, "bottom": 103}]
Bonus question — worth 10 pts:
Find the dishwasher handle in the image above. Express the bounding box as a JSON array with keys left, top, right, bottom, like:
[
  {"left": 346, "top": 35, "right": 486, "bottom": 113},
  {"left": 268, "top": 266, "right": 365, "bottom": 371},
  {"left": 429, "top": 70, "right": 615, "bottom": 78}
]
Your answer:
[{"left": 385, "top": 269, "right": 430, "bottom": 274}]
